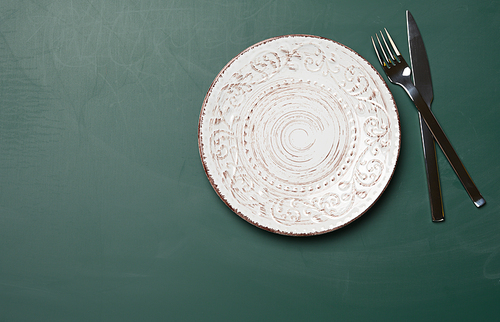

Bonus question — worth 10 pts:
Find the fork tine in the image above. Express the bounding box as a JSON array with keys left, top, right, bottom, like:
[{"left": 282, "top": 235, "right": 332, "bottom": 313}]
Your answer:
[
  {"left": 384, "top": 28, "right": 401, "bottom": 57},
  {"left": 375, "top": 33, "right": 390, "bottom": 66},
  {"left": 371, "top": 36, "right": 384, "bottom": 66},
  {"left": 380, "top": 31, "right": 395, "bottom": 61}
]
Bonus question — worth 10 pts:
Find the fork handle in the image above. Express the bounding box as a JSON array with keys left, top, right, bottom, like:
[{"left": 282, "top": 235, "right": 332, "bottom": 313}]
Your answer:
[{"left": 405, "top": 85, "right": 486, "bottom": 208}]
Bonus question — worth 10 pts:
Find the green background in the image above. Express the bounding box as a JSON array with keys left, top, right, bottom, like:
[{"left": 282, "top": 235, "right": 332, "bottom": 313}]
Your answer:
[{"left": 1, "top": 0, "right": 499, "bottom": 320}]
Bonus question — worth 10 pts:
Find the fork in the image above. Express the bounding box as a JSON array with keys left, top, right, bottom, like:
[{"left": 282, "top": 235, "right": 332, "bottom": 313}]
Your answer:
[{"left": 372, "top": 29, "right": 485, "bottom": 208}]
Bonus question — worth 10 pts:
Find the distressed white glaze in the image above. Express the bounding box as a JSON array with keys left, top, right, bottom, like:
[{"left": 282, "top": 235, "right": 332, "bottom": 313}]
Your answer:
[{"left": 199, "top": 35, "right": 400, "bottom": 236}]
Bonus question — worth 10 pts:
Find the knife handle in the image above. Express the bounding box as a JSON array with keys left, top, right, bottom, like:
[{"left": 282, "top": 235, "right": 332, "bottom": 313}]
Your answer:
[
  {"left": 419, "top": 114, "right": 444, "bottom": 221},
  {"left": 406, "top": 85, "right": 486, "bottom": 208}
]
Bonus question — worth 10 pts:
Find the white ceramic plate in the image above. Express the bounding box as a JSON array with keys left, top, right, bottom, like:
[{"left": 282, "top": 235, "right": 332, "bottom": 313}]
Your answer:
[{"left": 199, "top": 35, "right": 400, "bottom": 236}]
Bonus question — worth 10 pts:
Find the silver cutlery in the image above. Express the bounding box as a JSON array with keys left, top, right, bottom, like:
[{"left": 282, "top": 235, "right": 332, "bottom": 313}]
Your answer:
[
  {"left": 407, "top": 11, "right": 444, "bottom": 222},
  {"left": 371, "top": 28, "right": 485, "bottom": 208}
]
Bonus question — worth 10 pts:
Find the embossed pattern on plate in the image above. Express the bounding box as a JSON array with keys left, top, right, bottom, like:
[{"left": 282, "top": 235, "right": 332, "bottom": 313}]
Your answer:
[{"left": 199, "top": 35, "right": 400, "bottom": 236}]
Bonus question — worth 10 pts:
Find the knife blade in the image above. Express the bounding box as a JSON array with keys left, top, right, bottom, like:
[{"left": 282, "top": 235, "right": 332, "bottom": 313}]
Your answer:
[{"left": 407, "top": 10, "right": 445, "bottom": 222}]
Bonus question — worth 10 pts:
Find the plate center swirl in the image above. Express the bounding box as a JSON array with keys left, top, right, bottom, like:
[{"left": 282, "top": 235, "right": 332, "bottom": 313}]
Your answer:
[
  {"left": 239, "top": 79, "right": 354, "bottom": 193},
  {"left": 289, "top": 128, "right": 311, "bottom": 150}
]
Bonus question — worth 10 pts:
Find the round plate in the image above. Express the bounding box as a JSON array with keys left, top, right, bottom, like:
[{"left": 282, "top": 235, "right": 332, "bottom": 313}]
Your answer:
[{"left": 198, "top": 35, "right": 400, "bottom": 236}]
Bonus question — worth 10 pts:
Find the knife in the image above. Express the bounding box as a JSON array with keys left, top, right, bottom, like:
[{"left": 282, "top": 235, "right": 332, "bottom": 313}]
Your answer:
[{"left": 406, "top": 10, "right": 445, "bottom": 222}]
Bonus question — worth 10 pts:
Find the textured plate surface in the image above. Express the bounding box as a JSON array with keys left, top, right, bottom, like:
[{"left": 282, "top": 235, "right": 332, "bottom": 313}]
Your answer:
[{"left": 199, "top": 35, "right": 400, "bottom": 236}]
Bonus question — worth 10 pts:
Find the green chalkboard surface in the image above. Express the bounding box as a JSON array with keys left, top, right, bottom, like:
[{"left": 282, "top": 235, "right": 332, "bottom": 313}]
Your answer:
[{"left": 1, "top": 0, "right": 499, "bottom": 321}]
